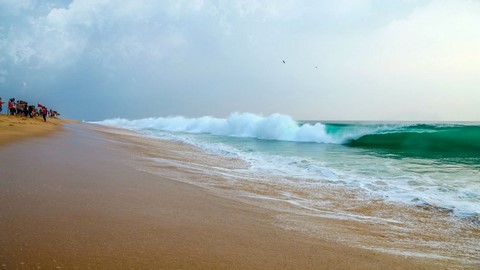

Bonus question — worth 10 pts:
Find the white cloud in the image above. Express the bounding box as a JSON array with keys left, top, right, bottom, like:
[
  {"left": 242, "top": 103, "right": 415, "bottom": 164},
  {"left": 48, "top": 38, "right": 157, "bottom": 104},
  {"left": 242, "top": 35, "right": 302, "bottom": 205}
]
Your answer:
[{"left": 1, "top": 0, "right": 192, "bottom": 70}]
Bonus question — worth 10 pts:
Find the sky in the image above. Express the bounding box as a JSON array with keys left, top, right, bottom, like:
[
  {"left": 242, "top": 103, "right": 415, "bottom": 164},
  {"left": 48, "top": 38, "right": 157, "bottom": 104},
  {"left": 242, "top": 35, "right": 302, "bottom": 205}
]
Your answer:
[{"left": 0, "top": 0, "right": 479, "bottom": 121}]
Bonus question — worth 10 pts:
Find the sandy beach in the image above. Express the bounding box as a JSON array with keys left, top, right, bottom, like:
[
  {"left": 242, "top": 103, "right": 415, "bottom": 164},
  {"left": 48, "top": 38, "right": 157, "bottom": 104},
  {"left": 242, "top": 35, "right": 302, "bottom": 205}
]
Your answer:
[
  {"left": 0, "top": 115, "right": 67, "bottom": 147},
  {"left": 0, "top": 119, "right": 475, "bottom": 269}
]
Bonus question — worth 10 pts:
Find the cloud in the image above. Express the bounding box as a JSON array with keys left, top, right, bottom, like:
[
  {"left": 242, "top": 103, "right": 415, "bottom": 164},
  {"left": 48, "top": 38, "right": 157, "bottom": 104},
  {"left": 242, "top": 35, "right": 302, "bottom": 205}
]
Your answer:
[
  {"left": 368, "top": 0, "right": 480, "bottom": 77},
  {"left": 340, "top": 0, "right": 480, "bottom": 120},
  {"left": 0, "top": 0, "right": 35, "bottom": 15},
  {"left": 2, "top": 0, "right": 378, "bottom": 71},
  {"left": 1, "top": 0, "right": 479, "bottom": 120},
  {"left": 1, "top": 0, "right": 299, "bottom": 75}
]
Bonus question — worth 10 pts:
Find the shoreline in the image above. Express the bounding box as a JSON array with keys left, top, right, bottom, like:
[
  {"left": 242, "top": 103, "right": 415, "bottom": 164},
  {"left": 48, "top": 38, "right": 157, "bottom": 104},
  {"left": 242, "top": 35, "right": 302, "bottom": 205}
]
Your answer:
[
  {"left": 94, "top": 124, "right": 480, "bottom": 267},
  {"left": 0, "top": 123, "right": 476, "bottom": 269}
]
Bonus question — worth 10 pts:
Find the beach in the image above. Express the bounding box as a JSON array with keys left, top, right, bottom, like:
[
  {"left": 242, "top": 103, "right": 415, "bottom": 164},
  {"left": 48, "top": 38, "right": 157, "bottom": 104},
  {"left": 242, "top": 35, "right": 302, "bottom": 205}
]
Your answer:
[
  {"left": 0, "top": 118, "right": 477, "bottom": 269},
  {"left": 0, "top": 115, "right": 66, "bottom": 147}
]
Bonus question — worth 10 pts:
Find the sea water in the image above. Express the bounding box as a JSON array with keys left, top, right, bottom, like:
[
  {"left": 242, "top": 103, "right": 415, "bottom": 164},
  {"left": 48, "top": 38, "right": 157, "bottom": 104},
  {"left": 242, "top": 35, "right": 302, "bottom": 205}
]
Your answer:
[
  {"left": 97, "top": 112, "right": 480, "bottom": 219},
  {"left": 95, "top": 113, "right": 480, "bottom": 263}
]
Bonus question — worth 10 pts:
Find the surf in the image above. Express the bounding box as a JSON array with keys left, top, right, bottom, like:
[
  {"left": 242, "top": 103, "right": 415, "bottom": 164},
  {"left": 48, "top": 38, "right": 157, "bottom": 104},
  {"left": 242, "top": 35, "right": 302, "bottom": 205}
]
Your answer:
[
  {"left": 100, "top": 113, "right": 339, "bottom": 143},
  {"left": 94, "top": 114, "right": 480, "bottom": 264},
  {"left": 98, "top": 113, "right": 480, "bottom": 160}
]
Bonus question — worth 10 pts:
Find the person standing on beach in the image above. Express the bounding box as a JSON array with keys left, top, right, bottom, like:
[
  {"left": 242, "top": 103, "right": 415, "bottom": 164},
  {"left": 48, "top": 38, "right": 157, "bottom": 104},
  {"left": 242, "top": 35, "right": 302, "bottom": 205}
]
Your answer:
[
  {"left": 28, "top": 105, "right": 34, "bottom": 118},
  {"left": 0, "top": 97, "right": 4, "bottom": 113},
  {"left": 41, "top": 106, "right": 47, "bottom": 122},
  {"left": 8, "top": 99, "right": 15, "bottom": 115}
]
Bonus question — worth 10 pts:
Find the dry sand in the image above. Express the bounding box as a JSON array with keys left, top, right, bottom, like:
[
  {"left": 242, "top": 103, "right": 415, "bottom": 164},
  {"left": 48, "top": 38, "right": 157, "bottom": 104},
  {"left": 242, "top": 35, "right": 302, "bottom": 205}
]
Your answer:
[
  {"left": 0, "top": 115, "right": 73, "bottom": 147},
  {"left": 0, "top": 120, "right": 472, "bottom": 269}
]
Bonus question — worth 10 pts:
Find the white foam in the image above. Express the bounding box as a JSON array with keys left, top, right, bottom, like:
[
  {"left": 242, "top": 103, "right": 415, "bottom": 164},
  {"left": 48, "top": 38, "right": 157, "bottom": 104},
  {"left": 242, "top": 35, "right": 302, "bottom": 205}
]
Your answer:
[
  {"left": 94, "top": 116, "right": 480, "bottom": 217},
  {"left": 95, "top": 112, "right": 390, "bottom": 144}
]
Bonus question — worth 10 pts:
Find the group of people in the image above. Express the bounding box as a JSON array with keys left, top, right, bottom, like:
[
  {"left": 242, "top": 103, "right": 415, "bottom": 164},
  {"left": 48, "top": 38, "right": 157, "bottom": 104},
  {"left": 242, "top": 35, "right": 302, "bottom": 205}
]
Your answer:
[{"left": 0, "top": 97, "right": 60, "bottom": 122}]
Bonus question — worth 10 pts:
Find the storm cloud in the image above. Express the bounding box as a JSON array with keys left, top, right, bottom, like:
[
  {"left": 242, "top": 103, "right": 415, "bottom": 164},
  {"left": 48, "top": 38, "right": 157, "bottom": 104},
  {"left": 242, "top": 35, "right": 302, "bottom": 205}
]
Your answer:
[{"left": 1, "top": 0, "right": 479, "bottom": 120}]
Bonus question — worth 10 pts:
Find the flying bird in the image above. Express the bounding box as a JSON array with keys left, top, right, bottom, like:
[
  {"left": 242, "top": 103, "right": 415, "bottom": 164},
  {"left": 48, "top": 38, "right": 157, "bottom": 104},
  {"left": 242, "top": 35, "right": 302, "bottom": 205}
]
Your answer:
[{"left": 282, "top": 60, "right": 285, "bottom": 64}]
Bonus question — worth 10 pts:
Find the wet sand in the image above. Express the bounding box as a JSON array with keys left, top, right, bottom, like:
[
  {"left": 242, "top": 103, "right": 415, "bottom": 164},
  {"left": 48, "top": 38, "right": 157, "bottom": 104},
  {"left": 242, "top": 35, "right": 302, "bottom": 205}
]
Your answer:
[{"left": 0, "top": 122, "right": 472, "bottom": 269}]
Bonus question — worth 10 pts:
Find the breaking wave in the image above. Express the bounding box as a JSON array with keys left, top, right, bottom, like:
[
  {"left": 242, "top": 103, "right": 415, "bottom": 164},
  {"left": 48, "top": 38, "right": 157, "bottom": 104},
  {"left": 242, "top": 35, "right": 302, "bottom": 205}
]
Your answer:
[
  {"left": 98, "top": 112, "right": 374, "bottom": 144},
  {"left": 97, "top": 112, "right": 480, "bottom": 159}
]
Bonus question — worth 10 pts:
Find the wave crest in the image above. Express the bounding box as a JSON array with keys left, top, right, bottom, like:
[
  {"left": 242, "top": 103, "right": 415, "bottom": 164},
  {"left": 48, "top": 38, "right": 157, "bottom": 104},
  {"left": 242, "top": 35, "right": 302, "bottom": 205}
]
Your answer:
[
  {"left": 97, "top": 112, "right": 343, "bottom": 143},
  {"left": 96, "top": 113, "right": 480, "bottom": 160}
]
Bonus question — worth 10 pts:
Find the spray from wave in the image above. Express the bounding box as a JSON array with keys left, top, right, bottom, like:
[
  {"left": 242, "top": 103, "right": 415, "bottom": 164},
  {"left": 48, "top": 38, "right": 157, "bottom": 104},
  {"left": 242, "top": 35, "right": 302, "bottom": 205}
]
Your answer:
[
  {"left": 97, "top": 112, "right": 480, "bottom": 160},
  {"left": 96, "top": 112, "right": 384, "bottom": 144}
]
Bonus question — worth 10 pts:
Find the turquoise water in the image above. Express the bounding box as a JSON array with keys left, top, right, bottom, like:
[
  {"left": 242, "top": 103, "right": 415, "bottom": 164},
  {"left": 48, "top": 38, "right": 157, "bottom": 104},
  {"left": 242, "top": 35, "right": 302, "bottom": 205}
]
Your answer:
[{"left": 97, "top": 114, "right": 480, "bottom": 218}]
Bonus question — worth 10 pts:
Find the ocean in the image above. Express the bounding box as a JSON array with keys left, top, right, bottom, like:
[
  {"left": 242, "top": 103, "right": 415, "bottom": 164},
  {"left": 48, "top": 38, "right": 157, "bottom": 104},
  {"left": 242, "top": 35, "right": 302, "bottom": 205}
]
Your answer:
[{"left": 95, "top": 112, "right": 480, "bottom": 264}]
